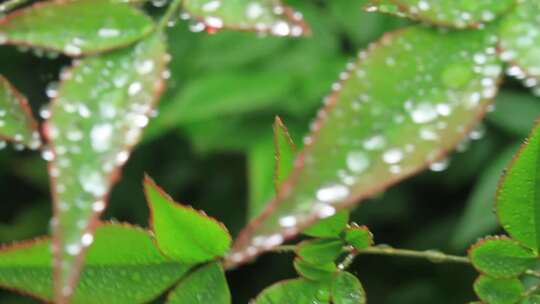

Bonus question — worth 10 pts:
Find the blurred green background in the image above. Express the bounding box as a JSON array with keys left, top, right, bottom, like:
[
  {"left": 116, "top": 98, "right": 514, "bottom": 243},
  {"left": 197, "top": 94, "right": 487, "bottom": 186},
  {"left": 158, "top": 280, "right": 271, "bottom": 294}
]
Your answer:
[{"left": 0, "top": 0, "right": 539, "bottom": 303}]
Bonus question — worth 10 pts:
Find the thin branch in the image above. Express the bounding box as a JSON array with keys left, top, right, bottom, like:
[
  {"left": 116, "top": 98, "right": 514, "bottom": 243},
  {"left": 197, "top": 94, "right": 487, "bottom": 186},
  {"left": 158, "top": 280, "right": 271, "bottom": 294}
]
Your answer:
[
  {"left": 357, "top": 245, "right": 471, "bottom": 264},
  {"left": 0, "top": 0, "right": 29, "bottom": 13},
  {"left": 524, "top": 283, "right": 540, "bottom": 297}
]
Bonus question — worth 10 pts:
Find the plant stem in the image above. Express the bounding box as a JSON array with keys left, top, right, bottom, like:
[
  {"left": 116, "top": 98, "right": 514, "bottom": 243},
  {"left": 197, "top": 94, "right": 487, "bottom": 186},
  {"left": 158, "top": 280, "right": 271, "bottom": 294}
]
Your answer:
[
  {"left": 157, "top": 0, "right": 183, "bottom": 31},
  {"left": 525, "top": 283, "right": 540, "bottom": 297},
  {"left": 271, "top": 244, "right": 470, "bottom": 265},
  {"left": 357, "top": 245, "right": 471, "bottom": 264},
  {"left": 0, "top": 0, "right": 29, "bottom": 13}
]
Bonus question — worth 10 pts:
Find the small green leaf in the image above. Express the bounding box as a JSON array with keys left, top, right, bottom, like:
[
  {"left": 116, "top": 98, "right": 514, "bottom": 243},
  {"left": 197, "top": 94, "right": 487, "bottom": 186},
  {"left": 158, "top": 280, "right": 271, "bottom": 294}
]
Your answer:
[
  {"left": 332, "top": 272, "right": 366, "bottom": 304},
  {"left": 144, "top": 175, "right": 232, "bottom": 263},
  {"left": 231, "top": 24, "right": 503, "bottom": 261},
  {"left": 474, "top": 275, "right": 524, "bottom": 304},
  {"left": 0, "top": 0, "right": 154, "bottom": 56},
  {"left": 167, "top": 262, "right": 230, "bottom": 304},
  {"left": 344, "top": 226, "right": 374, "bottom": 251},
  {"left": 248, "top": 134, "right": 277, "bottom": 218},
  {"left": 469, "top": 237, "right": 536, "bottom": 278},
  {"left": 304, "top": 211, "right": 350, "bottom": 238},
  {"left": 0, "top": 75, "right": 40, "bottom": 148},
  {"left": 0, "top": 224, "right": 190, "bottom": 304},
  {"left": 370, "top": 0, "right": 515, "bottom": 29},
  {"left": 47, "top": 33, "right": 167, "bottom": 302},
  {"left": 181, "top": 0, "right": 309, "bottom": 37},
  {"left": 499, "top": 1, "right": 540, "bottom": 81},
  {"left": 274, "top": 116, "right": 296, "bottom": 197},
  {"left": 297, "top": 239, "right": 344, "bottom": 264},
  {"left": 254, "top": 278, "right": 330, "bottom": 304},
  {"left": 294, "top": 258, "right": 337, "bottom": 281},
  {"left": 497, "top": 120, "right": 540, "bottom": 251}
]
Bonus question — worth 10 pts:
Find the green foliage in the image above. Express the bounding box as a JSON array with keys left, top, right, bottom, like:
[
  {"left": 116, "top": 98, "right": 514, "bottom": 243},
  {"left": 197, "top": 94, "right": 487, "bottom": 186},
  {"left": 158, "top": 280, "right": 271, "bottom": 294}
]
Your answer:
[
  {"left": 469, "top": 237, "right": 536, "bottom": 278},
  {"left": 167, "top": 262, "right": 231, "bottom": 304},
  {"left": 144, "top": 175, "right": 231, "bottom": 264},
  {"left": 273, "top": 116, "right": 296, "bottom": 197},
  {"left": 499, "top": 1, "right": 540, "bottom": 82},
  {"left": 294, "top": 258, "right": 337, "bottom": 281},
  {"left": 303, "top": 211, "right": 350, "bottom": 238},
  {"left": 332, "top": 272, "right": 366, "bottom": 304},
  {"left": 0, "top": 75, "right": 39, "bottom": 148},
  {"left": 234, "top": 21, "right": 503, "bottom": 257},
  {"left": 181, "top": 0, "right": 309, "bottom": 36},
  {"left": 0, "top": 0, "right": 154, "bottom": 56},
  {"left": 369, "top": 0, "right": 515, "bottom": 28},
  {"left": 254, "top": 278, "right": 330, "bottom": 304},
  {"left": 497, "top": 121, "right": 540, "bottom": 251},
  {"left": 297, "top": 239, "right": 344, "bottom": 265},
  {"left": 48, "top": 33, "right": 167, "bottom": 298},
  {"left": 344, "top": 226, "right": 374, "bottom": 251},
  {"left": 474, "top": 275, "right": 524, "bottom": 304},
  {"left": 0, "top": 224, "right": 189, "bottom": 303}
]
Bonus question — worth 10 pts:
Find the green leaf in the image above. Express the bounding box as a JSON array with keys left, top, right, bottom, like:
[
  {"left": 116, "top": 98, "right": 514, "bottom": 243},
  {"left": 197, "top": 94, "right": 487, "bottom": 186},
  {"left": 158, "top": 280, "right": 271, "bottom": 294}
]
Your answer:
[
  {"left": 452, "top": 143, "right": 521, "bottom": 249},
  {"left": 181, "top": 0, "right": 309, "bottom": 37},
  {"left": 294, "top": 258, "right": 337, "bottom": 281},
  {"left": 499, "top": 1, "right": 540, "bottom": 81},
  {"left": 230, "top": 25, "right": 503, "bottom": 261},
  {"left": 297, "top": 239, "right": 344, "bottom": 264},
  {"left": 0, "top": 75, "right": 40, "bottom": 148},
  {"left": 0, "top": 0, "right": 154, "bottom": 56},
  {"left": 370, "top": 0, "right": 515, "bottom": 29},
  {"left": 167, "top": 262, "right": 230, "bottom": 304},
  {"left": 522, "top": 295, "right": 540, "bottom": 304},
  {"left": 0, "top": 224, "right": 190, "bottom": 304},
  {"left": 304, "top": 211, "right": 350, "bottom": 238},
  {"left": 248, "top": 133, "right": 277, "bottom": 218},
  {"left": 254, "top": 278, "right": 330, "bottom": 304},
  {"left": 332, "top": 272, "right": 366, "bottom": 304},
  {"left": 469, "top": 237, "right": 536, "bottom": 278},
  {"left": 344, "top": 226, "right": 374, "bottom": 251},
  {"left": 474, "top": 275, "right": 524, "bottom": 304},
  {"left": 46, "top": 33, "right": 167, "bottom": 301},
  {"left": 144, "top": 175, "right": 232, "bottom": 263},
  {"left": 274, "top": 116, "right": 296, "bottom": 197},
  {"left": 497, "top": 120, "right": 540, "bottom": 251},
  {"left": 487, "top": 91, "right": 540, "bottom": 137}
]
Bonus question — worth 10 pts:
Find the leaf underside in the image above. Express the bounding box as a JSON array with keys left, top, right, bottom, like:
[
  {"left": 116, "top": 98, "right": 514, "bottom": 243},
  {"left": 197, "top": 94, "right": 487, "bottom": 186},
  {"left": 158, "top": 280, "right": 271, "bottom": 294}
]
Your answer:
[
  {"left": 47, "top": 33, "right": 167, "bottom": 301},
  {"left": 0, "top": 224, "right": 189, "bottom": 304},
  {"left": 0, "top": 0, "right": 154, "bottom": 56},
  {"left": 230, "top": 24, "right": 502, "bottom": 262}
]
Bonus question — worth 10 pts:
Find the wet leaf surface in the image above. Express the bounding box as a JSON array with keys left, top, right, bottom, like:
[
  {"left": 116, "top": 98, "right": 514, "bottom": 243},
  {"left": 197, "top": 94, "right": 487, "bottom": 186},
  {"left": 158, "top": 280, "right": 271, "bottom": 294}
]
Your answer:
[{"left": 167, "top": 262, "right": 230, "bottom": 304}]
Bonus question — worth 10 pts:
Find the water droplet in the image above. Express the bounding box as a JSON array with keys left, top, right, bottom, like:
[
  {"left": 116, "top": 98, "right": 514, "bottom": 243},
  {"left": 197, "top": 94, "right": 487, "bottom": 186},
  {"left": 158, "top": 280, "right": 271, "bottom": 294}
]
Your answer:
[
  {"left": 346, "top": 151, "right": 370, "bottom": 174},
  {"left": 383, "top": 148, "right": 404, "bottom": 164},
  {"left": 316, "top": 183, "right": 349, "bottom": 203}
]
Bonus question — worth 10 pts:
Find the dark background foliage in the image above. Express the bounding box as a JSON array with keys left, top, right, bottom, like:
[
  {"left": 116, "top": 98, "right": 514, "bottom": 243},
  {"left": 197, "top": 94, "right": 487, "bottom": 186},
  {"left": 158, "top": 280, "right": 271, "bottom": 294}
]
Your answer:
[{"left": 0, "top": 0, "right": 537, "bottom": 303}]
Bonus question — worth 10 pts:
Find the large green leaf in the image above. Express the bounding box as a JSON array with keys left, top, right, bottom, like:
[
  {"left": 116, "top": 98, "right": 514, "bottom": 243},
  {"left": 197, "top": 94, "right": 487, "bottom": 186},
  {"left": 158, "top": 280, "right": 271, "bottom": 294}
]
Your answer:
[
  {"left": 0, "top": 224, "right": 189, "bottom": 304},
  {"left": 46, "top": 33, "right": 167, "bottom": 301},
  {"left": 497, "top": 120, "right": 540, "bottom": 251},
  {"left": 229, "top": 25, "right": 503, "bottom": 264},
  {"left": 331, "top": 272, "right": 366, "bottom": 304},
  {"left": 474, "top": 275, "right": 524, "bottom": 304},
  {"left": 0, "top": 75, "right": 40, "bottom": 148},
  {"left": 181, "top": 0, "right": 309, "bottom": 37},
  {"left": 144, "top": 175, "right": 232, "bottom": 263},
  {"left": 253, "top": 278, "right": 330, "bottom": 304},
  {"left": 499, "top": 1, "right": 540, "bottom": 82},
  {"left": 167, "top": 262, "right": 230, "bottom": 304},
  {"left": 469, "top": 237, "right": 536, "bottom": 278},
  {"left": 0, "top": 0, "right": 154, "bottom": 56},
  {"left": 369, "top": 0, "right": 515, "bottom": 29}
]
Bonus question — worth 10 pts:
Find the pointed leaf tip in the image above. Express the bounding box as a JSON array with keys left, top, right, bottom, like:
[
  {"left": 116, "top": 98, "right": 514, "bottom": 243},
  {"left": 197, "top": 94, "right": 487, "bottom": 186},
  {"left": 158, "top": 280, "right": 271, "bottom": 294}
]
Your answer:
[
  {"left": 47, "top": 33, "right": 167, "bottom": 303},
  {"left": 144, "top": 175, "right": 232, "bottom": 264},
  {"left": 273, "top": 115, "right": 296, "bottom": 198},
  {"left": 230, "top": 24, "right": 503, "bottom": 266},
  {"left": 0, "top": 75, "right": 40, "bottom": 149}
]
